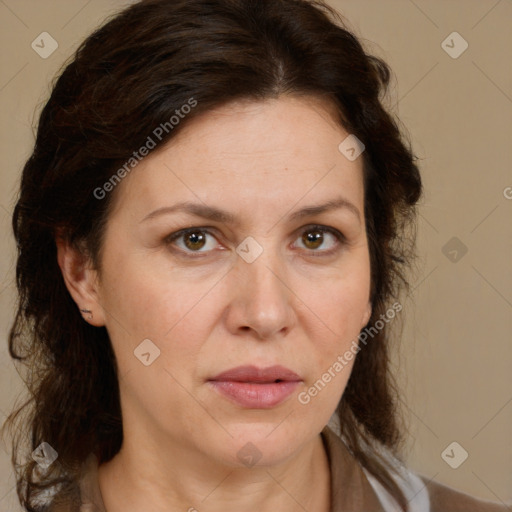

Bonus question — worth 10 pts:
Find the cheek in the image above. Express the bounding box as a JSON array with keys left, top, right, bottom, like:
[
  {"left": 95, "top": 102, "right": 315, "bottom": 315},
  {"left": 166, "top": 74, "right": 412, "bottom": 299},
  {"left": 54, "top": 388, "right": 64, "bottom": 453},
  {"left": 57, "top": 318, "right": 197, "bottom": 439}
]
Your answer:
[
  {"left": 295, "top": 257, "right": 370, "bottom": 401},
  {"left": 302, "top": 288, "right": 366, "bottom": 384},
  {"left": 99, "top": 246, "right": 203, "bottom": 335},
  {"left": 99, "top": 268, "right": 209, "bottom": 416},
  {"left": 98, "top": 255, "right": 223, "bottom": 389},
  {"left": 303, "top": 262, "right": 370, "bottom": 340}
]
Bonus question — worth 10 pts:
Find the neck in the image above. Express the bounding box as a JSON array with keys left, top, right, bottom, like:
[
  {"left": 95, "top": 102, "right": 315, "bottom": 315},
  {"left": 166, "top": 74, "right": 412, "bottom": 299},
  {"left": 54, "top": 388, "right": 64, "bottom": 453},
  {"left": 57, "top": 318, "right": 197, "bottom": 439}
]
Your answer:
[{"left": 98, "top": 426, "right": 331, "bottom": 512}]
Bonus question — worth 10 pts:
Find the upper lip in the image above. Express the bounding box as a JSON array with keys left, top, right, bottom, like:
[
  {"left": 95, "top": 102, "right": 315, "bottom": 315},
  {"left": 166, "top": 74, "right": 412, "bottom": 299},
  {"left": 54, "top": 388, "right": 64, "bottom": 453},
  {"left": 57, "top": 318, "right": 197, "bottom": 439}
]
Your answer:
[{"left": 209, "top": 365, "right": 302, "bottom": 383}]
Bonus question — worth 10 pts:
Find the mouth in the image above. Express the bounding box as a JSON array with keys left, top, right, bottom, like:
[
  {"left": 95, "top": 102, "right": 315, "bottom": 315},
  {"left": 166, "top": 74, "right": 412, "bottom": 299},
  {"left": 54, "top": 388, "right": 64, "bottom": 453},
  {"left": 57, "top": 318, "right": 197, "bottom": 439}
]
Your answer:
[
  {"left": 209, "top": 365, "right": 302, "bottom": 383},
  {"left": 208, "top": 365, "right": 302, "bottom": 409}
]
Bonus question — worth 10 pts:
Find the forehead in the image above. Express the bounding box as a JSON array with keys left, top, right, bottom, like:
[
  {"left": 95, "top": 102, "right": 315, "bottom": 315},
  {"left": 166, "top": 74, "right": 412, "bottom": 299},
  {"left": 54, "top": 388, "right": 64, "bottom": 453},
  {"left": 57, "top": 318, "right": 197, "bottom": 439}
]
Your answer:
[{"left": 109, "top": 95, "right": 365, "bottom": 220}]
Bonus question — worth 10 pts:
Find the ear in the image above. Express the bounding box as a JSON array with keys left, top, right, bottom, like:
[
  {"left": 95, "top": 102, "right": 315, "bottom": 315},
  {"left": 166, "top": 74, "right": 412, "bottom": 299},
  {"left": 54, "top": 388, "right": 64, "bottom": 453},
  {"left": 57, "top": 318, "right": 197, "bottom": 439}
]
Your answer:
[
  {"left": 55, "top": 234, "right": 106, "bottom": 327},
  {"left": 361, "top": 301, "right": 372, "bottom": 327}
]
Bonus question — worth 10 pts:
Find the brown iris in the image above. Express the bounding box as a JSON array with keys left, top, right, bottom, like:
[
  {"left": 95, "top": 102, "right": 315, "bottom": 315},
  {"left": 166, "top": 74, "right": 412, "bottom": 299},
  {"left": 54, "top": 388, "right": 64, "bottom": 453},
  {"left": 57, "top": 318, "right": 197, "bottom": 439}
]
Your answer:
[
  {"left": 184, "top": 231, "right": 207, "bottom": 251},
  {"left": 302, "top": 229, "right": 323, "bottom": 250}
]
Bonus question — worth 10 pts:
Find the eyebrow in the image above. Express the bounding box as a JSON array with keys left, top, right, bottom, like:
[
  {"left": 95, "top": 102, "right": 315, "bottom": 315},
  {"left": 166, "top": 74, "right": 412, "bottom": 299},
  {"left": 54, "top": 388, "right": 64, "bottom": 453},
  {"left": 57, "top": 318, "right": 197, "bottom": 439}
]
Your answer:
[{"left": 140, "top": 197, "right": 361, "bottom": 225}]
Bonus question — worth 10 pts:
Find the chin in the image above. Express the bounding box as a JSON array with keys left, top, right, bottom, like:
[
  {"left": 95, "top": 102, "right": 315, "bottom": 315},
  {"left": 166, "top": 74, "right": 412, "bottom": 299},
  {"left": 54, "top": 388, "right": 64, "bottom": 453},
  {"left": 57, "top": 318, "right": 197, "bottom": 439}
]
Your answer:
[{"left": 218, "top": 423, "right": 309, "bottom": 468}]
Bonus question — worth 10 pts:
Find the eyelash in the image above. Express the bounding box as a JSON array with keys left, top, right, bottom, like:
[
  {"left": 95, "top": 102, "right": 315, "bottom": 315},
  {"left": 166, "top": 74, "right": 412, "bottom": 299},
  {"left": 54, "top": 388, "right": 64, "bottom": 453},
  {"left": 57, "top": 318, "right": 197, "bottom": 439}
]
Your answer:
[{"left": 164, "top": 224, "right": 346, "bottom": 259}]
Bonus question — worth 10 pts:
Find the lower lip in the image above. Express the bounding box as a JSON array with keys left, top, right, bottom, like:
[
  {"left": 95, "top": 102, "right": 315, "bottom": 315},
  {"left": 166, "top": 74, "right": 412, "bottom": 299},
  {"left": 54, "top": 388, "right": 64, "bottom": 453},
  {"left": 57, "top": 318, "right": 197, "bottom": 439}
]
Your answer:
[{"left": 208, "top": 381, "right": 300, "bottom": 408}]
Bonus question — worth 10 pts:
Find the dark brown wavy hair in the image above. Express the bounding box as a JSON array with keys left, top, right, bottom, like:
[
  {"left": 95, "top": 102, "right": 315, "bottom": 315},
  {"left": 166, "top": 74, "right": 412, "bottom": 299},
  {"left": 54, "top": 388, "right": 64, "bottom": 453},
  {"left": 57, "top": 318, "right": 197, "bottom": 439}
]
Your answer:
[{"left": 2, "top": 0, "right": 422, "bottom": 510}]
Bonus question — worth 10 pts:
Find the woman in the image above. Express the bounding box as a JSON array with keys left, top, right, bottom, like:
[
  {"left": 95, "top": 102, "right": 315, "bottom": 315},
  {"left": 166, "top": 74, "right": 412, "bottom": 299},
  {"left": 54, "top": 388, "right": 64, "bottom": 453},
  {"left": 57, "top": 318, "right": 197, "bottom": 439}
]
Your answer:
[{"left": 3, "top": 0, "right": 508, "bottom": 511}]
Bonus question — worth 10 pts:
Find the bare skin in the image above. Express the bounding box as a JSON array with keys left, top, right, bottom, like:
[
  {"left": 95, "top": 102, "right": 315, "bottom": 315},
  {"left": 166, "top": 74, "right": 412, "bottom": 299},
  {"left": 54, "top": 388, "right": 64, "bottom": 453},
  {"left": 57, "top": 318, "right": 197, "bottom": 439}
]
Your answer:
[{"left": 57, "top": 95, "right": 372, "bottom": 512}]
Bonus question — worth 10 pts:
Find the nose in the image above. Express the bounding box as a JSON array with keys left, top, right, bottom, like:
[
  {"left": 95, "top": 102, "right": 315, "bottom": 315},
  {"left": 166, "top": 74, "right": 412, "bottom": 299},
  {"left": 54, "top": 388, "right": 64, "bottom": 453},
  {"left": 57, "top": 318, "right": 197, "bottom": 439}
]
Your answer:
[{"left": 224, "top": 244, "right": 297, "bottom": 341}]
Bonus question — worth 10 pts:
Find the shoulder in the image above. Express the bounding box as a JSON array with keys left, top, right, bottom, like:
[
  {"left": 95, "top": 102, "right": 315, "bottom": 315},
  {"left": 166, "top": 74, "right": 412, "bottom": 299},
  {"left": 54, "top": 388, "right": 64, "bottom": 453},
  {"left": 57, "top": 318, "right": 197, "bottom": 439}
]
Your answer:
[
  {"left": 322, "top": 425, "right": 510, "bottom": 512},
  {"left": 365, "top": 461, "right": 510, "bottom": 512},
  {"left": 421, "top": 476, "right": 511, "bottom": 512},
  {"left": 330, "top": 423, "right": 510, "bottom": 512}
]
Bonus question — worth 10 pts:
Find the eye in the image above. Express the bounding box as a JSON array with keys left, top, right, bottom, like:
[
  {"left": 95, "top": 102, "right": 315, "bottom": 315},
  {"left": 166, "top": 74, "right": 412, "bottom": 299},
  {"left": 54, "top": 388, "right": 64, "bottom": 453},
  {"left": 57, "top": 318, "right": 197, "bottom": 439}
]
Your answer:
[
  {"left": 165, "top": 228, "right": 220, "bottom": 255},
  {"left": 164, "top": 224, "right": 345, "bottom": 258},
  {"left": 293, "top": 225, "right": 345, "bottom": 256}
]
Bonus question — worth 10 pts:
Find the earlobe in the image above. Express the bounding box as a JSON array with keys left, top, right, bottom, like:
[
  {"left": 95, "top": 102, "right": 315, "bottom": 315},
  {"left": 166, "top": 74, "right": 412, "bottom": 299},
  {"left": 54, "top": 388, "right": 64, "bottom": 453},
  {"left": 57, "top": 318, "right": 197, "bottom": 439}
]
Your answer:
[
  {"left": 80, "top": 308, "right": 93, "bottom": 321},
  {"left": 55, "top": 236, "right": 105, "bottom": 327},
  {"left": 362, "top": 302, "right": 372, "bottom": 327}
]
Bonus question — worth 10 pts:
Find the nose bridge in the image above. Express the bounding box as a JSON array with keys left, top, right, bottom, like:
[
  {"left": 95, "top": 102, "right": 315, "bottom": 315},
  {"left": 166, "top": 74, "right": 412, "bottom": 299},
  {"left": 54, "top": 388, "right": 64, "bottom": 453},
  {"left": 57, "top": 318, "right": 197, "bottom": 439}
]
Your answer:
[{"left": 229, "top": 236, "right": 295, "bottom": 338}]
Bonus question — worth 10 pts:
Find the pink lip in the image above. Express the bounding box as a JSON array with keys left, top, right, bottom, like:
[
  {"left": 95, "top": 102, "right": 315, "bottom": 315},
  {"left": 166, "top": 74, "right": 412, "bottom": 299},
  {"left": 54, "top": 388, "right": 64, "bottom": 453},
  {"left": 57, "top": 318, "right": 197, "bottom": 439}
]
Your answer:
[
  {"left": 210, "top": 365, "right": 301, "bottom": 383},
  {"left": 208, "top": 365, "right": 302, "bottom": 409}
]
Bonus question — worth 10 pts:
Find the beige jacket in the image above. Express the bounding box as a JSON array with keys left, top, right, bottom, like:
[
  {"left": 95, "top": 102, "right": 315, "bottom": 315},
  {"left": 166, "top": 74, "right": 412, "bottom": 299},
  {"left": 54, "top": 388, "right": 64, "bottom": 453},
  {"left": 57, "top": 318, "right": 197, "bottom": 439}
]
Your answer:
[{"left": 48, "top": 425, "right": 510, "bottom": 512}]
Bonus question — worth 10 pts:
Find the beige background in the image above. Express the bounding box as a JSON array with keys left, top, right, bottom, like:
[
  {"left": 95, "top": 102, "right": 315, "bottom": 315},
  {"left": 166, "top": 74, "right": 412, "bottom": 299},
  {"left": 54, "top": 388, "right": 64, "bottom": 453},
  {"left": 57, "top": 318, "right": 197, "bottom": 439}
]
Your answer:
[{"left": 0, "top": 0, "right": 511, "bottom": 510}]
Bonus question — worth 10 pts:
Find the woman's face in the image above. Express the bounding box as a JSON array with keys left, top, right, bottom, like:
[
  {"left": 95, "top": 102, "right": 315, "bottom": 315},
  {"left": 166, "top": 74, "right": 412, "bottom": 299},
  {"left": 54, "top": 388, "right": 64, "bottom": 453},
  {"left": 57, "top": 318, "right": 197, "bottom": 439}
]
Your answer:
[{"left": 89, "top": 95, "right": 371, "bottom": 467}]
